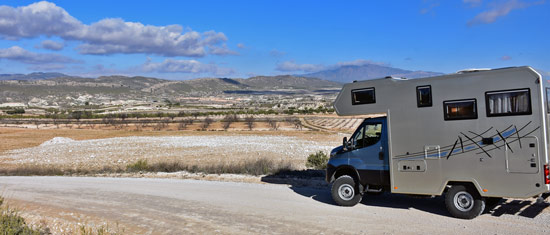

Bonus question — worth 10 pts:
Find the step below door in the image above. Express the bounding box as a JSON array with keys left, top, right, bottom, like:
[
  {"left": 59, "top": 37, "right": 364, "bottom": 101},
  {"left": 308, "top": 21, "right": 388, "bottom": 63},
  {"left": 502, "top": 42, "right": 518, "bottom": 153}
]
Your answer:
[{"left": 506, "top": 136, "right": 539, "bottom": 174}]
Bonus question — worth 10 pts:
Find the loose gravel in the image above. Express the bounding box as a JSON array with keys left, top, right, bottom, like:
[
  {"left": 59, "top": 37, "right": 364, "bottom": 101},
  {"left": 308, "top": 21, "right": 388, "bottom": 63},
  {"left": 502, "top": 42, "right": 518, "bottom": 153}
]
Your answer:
[{"left": 0, "top": 135, "right": 336, "bottom": 169}]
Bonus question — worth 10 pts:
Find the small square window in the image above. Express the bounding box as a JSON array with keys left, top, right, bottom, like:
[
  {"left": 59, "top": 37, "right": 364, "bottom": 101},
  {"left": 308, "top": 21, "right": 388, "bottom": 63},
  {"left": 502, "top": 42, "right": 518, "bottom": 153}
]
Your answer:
[
  {"left": 444, "top": 99, "right": 477, "bottom": 120},
  {"left": 486, "top": 88, "right": 531, "bottom": 117},
  {"left": 416, "top": 85, "right": 432, "bottom": 107},
  {"left": 352, "top": 87, "right": 375, "bottom": 105}
]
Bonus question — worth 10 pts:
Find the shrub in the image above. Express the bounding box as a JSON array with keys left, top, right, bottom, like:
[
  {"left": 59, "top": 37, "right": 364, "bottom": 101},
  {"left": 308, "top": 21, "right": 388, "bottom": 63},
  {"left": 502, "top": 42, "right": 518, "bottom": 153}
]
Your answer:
[
  {"left": 5, "top": 108, "right": 25, "bottom": 115},
  {"left": 306, "top": 151, "right": 329, "bottom": 169},
  {"left": 126, "top": 159, "right": 149, "bottom": 172},
  {"left": 0, "top": 197, "right": 44, "bottom": 234}
]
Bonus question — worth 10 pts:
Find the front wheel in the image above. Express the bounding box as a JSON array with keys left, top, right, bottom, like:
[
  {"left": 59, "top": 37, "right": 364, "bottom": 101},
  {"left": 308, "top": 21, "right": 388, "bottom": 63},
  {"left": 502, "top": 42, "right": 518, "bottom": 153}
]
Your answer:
[
  {"left": 445, "top": 185, "right": 485, "bottom": 219},
  {"left": 331, "top": 175, "right": 362, "bottom": 206}
]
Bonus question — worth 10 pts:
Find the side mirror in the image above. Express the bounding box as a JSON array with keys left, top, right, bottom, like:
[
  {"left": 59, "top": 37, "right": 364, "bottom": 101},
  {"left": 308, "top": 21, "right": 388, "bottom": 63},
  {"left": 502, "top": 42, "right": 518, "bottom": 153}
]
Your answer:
[{"left": 343, "top": 137, "right": 348, "bottom": 150}]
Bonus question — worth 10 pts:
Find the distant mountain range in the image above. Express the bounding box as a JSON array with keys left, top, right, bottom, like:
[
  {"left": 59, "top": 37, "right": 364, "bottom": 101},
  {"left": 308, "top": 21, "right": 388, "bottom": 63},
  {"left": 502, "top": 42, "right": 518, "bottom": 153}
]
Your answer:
[
  {"left": 0, "top": 72, "right": 69, "bottom": 80},
  {"left": 0, "top": 74, "right": 342, "bottom": 105},
  {"left": 0, "top": 64, "right": 445, "bottom": 103},
  {"left": 302, "top": 64, "right": 443, "bottom": 83},
  {"left": 0, "top": 64, "right": 444, "bottom": 85}
]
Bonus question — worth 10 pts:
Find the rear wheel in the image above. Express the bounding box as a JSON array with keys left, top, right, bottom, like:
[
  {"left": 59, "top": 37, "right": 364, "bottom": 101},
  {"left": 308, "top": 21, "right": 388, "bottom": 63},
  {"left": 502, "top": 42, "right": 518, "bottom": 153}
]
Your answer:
[
  {"left": 445, "top": 185, "right": 485, "bottom": 219},
  {"left": 331, "top": 175, "right": 362, "bottom": 206}
]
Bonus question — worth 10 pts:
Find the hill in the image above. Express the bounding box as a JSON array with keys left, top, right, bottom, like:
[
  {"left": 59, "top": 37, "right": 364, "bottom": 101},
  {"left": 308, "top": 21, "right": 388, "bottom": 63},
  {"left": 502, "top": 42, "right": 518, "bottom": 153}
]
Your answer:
[
  {"left": 303, "top": 64, "right": 442, "bottom": 83},
  {"left": 0, "top": 72, "right": 69, "bottom": 80},
  {"left": 0, "top": 74, "right": 342, "bottom": 106}
]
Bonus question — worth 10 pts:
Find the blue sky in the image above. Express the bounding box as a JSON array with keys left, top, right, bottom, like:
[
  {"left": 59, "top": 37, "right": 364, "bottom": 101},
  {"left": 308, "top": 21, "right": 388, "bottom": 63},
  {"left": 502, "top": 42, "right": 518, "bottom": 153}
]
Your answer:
[{"left": 0, "top": 0, "right": 548, "bottom": 79}]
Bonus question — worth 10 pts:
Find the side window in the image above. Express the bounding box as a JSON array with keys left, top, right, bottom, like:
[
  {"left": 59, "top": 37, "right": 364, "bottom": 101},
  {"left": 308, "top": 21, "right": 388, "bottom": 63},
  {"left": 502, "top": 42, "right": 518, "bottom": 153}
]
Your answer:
[
  {"left": 352, "top": 125, "right": 365, "bottom": 148},
  {"left": 485, "top": 88, "right": 531, "bottom": 117},
  {"left": 352, "top": 87, "right": 375, "bottom": 105},
  {"left": 547, "top": 88, "right": 550, "bottom": 114},
  {"left": 416, "top": 85, "right": 432, "bottom": 107},
  {"left": 352, "top": 123, "right": 382, "bottom": 149},
  {"left": 443, "top": 99, "right": 477, "bottom": 120}
]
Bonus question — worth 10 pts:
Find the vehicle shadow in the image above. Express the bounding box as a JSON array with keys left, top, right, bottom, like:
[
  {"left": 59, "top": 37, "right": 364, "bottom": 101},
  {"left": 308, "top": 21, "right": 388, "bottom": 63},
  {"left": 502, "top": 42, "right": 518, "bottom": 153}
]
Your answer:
[
  {"left": 261, "top": 170, "right": 550, "bottom": 219},
  {"left": 488, "top": 193, "right": 550, "bottom": 218}
]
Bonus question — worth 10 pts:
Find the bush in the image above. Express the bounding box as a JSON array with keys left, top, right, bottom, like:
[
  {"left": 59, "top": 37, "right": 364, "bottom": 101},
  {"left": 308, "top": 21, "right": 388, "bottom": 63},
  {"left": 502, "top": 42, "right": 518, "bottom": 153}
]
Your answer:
[
  {"left": 5, "top": 108, "right": 25, "bottom": 115},
  {"left": 306, "top": 151, "right": 329, "bottom": 169},
  {"left": 0, "top": 197, "right": 44, "bottom": 234},
  {"left": 126, "top": 159, "right": 149, "bottom": 172}
]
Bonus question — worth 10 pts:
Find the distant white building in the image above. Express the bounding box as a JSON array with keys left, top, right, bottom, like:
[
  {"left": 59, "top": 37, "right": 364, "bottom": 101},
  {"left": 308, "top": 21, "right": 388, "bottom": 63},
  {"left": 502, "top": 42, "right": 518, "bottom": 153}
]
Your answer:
[{"left": 0, "top": 102, "right": 26, "bottom": 108}]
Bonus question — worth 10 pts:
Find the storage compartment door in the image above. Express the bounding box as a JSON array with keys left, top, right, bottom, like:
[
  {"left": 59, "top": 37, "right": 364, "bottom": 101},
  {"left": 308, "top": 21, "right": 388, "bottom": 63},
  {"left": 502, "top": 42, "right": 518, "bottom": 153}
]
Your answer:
[{"left": 506, "top": 136, "right": 539, "bottom": 174}]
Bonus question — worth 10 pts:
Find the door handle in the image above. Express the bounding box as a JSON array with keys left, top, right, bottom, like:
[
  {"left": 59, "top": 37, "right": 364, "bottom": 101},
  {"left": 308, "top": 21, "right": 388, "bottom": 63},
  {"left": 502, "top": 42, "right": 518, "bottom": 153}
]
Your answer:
[{"left": 379, "top": 151, "right": 384, "bottom": 160}]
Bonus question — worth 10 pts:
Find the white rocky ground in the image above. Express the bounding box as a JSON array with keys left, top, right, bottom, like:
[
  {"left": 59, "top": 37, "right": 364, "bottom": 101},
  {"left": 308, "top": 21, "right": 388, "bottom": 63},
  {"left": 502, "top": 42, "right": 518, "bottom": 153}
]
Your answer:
[{"left": 0, "top": 135, "right": 336, "bottom": 169}]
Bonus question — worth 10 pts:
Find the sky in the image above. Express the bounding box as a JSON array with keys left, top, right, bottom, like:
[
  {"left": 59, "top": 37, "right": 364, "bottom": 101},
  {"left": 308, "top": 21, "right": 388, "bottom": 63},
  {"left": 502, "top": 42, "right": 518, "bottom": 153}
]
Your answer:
[{"left": 0, "top": 0, "right": 548, "bottom": 79}]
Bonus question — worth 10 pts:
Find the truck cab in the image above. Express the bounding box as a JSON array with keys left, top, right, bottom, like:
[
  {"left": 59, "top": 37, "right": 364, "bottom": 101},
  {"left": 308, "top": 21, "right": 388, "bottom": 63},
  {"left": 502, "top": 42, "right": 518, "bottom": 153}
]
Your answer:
[{"left": 326, "top": 117, "right": 390, "bottom": 205}]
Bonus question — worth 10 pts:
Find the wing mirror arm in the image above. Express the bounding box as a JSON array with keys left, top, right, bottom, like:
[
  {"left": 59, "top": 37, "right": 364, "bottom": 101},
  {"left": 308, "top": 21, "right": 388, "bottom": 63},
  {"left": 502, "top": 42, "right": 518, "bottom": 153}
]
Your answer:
[
  {"left": 343, "top": 137, "right": 348, "bottom": 151},
  {"left": 343, "top": 137, "right": 353, "bottom": 151}
]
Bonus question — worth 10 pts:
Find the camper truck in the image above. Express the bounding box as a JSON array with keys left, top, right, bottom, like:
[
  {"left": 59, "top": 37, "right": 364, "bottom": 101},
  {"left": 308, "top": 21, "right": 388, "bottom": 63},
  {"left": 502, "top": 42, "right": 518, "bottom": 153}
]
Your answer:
[{"left": 326, "top": 66, "right": 550, "bottom": 219}]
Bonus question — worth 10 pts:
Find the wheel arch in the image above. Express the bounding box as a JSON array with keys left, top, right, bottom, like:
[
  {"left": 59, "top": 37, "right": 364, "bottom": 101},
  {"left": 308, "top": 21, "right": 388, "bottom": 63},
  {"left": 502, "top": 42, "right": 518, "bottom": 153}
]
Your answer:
[
  {"left": 329, "top": 165, "right": 361, "bottom": 184},
  {"left": 443, "top": 180, "right": 483, "bottom": 196}
]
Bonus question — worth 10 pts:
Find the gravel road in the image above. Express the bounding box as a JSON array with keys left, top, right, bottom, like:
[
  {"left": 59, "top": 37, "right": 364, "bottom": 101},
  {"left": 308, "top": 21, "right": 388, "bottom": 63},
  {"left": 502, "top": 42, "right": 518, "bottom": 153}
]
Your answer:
[{"left": 0, "top": 176, "right": 549, "bottom": 234}]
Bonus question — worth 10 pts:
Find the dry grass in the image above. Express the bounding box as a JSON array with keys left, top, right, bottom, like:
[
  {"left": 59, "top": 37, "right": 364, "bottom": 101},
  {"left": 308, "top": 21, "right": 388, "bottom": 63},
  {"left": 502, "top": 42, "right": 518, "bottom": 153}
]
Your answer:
[
  {"left": 0, "top": 158, "right": 293, "bottom": 177},
  {"left": 127, "top": 157, "right": 293, "bottom": 176}
]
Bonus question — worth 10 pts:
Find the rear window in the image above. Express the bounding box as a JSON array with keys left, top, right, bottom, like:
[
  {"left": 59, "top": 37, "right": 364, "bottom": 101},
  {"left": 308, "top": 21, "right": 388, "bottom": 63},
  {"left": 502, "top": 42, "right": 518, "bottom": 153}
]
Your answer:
[
  {"left": 443, "top": 99, "right": 477, "bottom": 120},
  {"left": 485, "top": 88, "right": 531, "bottom": 117},
  {"left": 546, "top": 88, "right": 550, "bottom": 114},
  {"left": 352, "top": 87, "right": 375, "bottom": 105}
]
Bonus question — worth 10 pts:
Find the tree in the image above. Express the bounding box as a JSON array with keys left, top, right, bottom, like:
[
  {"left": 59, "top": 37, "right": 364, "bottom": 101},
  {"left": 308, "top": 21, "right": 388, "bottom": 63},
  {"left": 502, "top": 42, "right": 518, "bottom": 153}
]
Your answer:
[
  {"left": 201, "top": 117, "right": 213, "bottom": 131},
  {"left": 70, "top": 111, "right": 82, "bottom": 122},
  {"left": 266, "top": 118, "right": 279, "bottom": 130},
  {"left": 178, "top": 118, "right": 193, "bottom": 130},
  {"left": 244, "top": 116, "right": 255, "bottom": 131},
  {"left": 168, "top": 113, "right": 177, "bottom": 121},
  {"left": 221, "top": 114, "right": 237, "bottom": 131}
]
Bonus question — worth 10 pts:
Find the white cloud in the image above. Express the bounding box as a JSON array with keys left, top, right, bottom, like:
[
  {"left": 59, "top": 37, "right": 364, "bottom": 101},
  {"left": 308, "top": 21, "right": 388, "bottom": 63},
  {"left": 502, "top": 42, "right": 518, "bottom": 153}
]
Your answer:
[
  {"left": 501, "top": 55, "right": 512, "bottom": 60},
  {"left": 275, "top": 61, "right": 326, "bottom": 73},
  {"left": 467, "top": 0, "right": 543, "bottom": 26},
  {"left": 29, "top": 63, "right": 66, "bottom": 71},
  {"left": 420, "top": 0, "right": 440, "bottom": 14},
  {"left": 0, "top": 46, "right": 79, "bottom": 64},
  {"left": 336, "top": 59, "right": 388, "bottom": 67},
  {"left": 463, "top": 0, "right": 483, "bottom": 7},
  {"left": 237, "top": 43, "right": 246, "bottom": 49},
  {"left": 37, "top": 40, "right": 64, "bottom": 51},
  {"left": 269, "top": 49, "right": 286, "bottom": 57},
  {"left": 209, "top": 43, "right": 239, "bottom": 55},
  {"left": 0, "top": 1, "right": 235, "bottom": 57},
  {"left": 0, "top": 1, "right": 81, "bottom": 39},
  {"left": 276, "top": 59, "right": 388, "bottom": 73},
  {"left": 141, "top": 58, "right": 235, "bottom": 76}
]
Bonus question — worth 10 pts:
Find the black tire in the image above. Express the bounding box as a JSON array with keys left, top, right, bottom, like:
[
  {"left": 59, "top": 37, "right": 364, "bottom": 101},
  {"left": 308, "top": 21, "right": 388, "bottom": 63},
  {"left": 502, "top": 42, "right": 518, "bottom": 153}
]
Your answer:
[
  {"left": 445, "top": 185, "right": 485, "bottom": 219},
  {"left": 331, "top": 175, "right": 362, "bottom": 206},
  {"left": 484, "top": 197, "right": 503, "bottom": 213}
]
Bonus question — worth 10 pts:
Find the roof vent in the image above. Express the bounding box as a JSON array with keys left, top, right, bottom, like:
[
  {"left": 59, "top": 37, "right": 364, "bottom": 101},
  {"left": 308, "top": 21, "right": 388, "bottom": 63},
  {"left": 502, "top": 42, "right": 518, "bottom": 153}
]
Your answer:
[
  {"left": 385, "top": 76, "right": 407, "bottom": 80},
  {"left": 456, "top": 68, "right": 491, "bottom": 74}
]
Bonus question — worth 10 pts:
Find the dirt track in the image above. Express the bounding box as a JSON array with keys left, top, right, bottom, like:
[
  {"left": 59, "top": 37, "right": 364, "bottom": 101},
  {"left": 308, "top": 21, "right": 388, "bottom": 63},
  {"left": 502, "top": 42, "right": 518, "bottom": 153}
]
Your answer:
[{"left": 1, "top": 176, "right": 549, "bottom": 234}]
